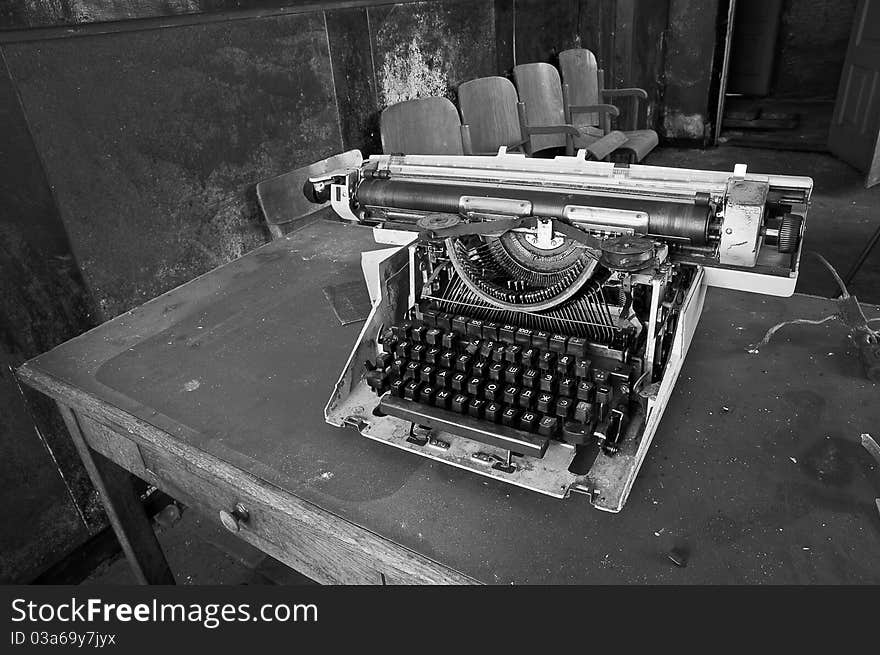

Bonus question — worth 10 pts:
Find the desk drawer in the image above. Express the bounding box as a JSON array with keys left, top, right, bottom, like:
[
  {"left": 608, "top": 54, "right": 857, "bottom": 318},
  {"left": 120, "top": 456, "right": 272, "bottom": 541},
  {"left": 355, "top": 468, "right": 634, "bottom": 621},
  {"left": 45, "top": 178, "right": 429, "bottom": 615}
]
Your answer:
[{"left": 78, "top": 414, "right": 387, "bottom": 584}]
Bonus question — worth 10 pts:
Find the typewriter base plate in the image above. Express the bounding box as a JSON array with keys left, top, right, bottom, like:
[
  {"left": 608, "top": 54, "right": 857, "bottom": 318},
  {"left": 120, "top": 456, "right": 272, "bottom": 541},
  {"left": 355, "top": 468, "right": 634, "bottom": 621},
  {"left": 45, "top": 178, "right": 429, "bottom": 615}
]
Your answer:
[{"left": 328, "top": 383, "right": 582, "bottom": 499}]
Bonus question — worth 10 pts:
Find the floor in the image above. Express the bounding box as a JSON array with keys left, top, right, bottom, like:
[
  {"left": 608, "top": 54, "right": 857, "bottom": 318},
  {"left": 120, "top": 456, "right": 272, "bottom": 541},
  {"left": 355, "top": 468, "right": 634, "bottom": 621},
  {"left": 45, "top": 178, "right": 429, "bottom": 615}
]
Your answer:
[
  {"left": 720, "top": 97, "right": 834, "bottom": 152},
  {"left": 86, "top": 144, "right": 880, "bottom": 585}
]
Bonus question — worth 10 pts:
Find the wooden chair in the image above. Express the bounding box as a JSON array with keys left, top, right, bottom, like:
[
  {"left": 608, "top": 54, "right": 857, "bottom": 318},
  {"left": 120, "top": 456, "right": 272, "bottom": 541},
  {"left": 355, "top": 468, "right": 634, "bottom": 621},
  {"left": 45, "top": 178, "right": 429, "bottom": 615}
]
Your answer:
[
  {"left": 512, "top": 62, "right": 626, "bottom": 160},
  {"left": 380, "top": 97, "right": 472, "bottom": 155},
  {"left": 558, "top": 48, "right": 659, "bottom": 163},
  {"left": 256, "top": 149, "right": 362, "bottom": 239},
  {"left": 457, "top": 76, "right": 529, "bottom": 155}
]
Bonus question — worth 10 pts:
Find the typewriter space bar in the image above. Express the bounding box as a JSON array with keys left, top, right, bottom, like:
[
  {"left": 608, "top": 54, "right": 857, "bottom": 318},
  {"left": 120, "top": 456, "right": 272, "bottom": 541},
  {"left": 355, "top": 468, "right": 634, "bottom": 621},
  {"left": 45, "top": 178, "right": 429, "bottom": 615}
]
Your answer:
[{"left": 380, "top": 396, "right": 549, "bottom": 458}]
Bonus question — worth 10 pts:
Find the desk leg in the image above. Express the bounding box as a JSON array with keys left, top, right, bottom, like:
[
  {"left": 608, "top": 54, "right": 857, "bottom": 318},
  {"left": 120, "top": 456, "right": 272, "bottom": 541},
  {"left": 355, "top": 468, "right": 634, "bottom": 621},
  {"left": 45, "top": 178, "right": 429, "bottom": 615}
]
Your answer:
[{"left": 57, "top": 403, "right": 175, "bottom": 585}]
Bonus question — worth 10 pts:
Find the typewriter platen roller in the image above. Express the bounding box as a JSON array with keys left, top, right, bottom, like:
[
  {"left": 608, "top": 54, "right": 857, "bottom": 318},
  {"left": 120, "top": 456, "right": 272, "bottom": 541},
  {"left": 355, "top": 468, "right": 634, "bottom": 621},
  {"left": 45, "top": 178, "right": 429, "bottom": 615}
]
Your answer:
[{"left": 314, "top": 151, "right": 812, "bottom": 512}]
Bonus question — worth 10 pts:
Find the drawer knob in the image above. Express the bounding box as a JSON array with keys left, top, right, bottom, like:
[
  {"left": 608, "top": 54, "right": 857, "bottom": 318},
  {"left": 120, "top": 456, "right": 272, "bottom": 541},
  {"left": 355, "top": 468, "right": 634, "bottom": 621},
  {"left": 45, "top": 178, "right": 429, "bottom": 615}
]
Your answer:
[{"left": 219, "top": 503, "right": 250, "bottom": 532}]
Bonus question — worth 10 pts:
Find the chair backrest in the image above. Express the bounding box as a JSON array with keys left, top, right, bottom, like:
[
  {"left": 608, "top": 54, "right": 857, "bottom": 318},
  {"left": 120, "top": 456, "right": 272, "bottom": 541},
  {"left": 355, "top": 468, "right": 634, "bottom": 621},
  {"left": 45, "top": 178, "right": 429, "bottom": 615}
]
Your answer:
[
  {"left": 558, "top": 48, "right": 601, "bottom": 127},
  {"left": 512, "top": 62, "right": 568, "bottom": 153},
  {"left": 458, "top": 76, "right": 523, "bottom": 154},
  {"left": 256, "top": 149, "right": 362, "bottom": 239},
  {"left": 380, "top": 97, "right": 464, "bottom": 155}
]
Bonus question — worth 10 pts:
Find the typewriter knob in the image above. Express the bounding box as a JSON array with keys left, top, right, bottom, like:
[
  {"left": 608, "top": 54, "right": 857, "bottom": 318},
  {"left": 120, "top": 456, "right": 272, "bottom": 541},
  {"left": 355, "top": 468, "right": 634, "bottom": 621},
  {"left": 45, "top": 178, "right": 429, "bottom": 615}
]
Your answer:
[
  {"left": 777, "top": 213, "right": 803, "bottom": 254},
  {"left": 219, "top": 503, "right": 250, "bottom": 533}
]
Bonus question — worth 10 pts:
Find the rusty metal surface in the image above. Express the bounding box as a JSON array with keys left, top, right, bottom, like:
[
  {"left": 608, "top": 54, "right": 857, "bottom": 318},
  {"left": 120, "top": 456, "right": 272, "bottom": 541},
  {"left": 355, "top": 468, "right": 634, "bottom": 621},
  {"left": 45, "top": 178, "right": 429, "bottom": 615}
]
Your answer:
[
  {"left": 3, "top": 12, "right": 342, "bottom": 319},
  {"left": 20, "top": 213, "right": 880, "bottom": 583}
]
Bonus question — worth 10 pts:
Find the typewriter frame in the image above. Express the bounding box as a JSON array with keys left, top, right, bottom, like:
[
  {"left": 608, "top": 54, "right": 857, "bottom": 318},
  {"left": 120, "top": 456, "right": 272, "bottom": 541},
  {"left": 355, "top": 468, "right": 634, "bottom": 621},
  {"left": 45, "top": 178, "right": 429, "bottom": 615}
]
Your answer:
[{"left": 319, "top": 151, "right": 811, "bottom": 512}]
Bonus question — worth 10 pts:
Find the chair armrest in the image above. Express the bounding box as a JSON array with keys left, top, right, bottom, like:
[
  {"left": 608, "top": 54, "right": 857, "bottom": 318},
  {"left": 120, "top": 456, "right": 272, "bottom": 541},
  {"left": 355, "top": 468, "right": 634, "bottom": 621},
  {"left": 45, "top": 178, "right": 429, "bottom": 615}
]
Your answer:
[
  {"left": 524, "top": 124, "right": 582, "bottom": 137},
  {"left": 602, "top": 88, "right": 648, "bottom": 100},
  {"left": 568, "top": 104, "right": 620, "bottom": 118},
  {"left": 602, "top": 88, "right": 648, "bottom": 130}
]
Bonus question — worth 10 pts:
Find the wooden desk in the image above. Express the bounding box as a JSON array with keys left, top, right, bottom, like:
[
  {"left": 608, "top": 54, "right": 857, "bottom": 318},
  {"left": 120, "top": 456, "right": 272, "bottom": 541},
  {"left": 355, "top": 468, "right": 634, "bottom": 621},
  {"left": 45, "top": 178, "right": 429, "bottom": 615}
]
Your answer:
[{"left": 18, "top": 215, "right": 880, "bottom": 584}]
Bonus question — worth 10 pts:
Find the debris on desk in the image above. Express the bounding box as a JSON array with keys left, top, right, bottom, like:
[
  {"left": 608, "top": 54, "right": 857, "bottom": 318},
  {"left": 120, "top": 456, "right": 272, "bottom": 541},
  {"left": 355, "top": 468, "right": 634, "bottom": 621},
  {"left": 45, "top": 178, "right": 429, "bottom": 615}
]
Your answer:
[
  {"left": 748, "top": 252, "right": 880, "bottom": 382},
  {"left": 667, "top": 545, "right": 689, "bottom": 568},
  {"left": 323, "top": 280, "right": 371, "bottom": 325}
]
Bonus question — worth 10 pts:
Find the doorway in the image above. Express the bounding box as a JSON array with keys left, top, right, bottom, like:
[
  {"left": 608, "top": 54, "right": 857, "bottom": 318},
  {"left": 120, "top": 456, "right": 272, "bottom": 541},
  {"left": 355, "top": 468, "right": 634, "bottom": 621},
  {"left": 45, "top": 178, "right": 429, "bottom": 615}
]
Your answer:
[{"left": 716, "top": 0, "right": 858, "bottom": 152}]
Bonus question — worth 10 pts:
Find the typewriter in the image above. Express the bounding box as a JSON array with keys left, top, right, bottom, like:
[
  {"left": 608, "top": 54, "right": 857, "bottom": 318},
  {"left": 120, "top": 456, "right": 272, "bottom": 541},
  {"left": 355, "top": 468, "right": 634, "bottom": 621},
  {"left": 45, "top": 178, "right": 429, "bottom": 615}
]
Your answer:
[{"left": 307, "top": 150, "right": 812, "bottom": 511}]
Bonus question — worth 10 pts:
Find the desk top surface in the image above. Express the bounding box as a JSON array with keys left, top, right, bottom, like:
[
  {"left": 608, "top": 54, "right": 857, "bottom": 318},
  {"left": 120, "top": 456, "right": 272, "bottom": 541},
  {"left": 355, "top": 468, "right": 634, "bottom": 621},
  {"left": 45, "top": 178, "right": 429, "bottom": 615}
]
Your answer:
[{"left": 21, "top": 214, "right": 880, "bottom": 583}]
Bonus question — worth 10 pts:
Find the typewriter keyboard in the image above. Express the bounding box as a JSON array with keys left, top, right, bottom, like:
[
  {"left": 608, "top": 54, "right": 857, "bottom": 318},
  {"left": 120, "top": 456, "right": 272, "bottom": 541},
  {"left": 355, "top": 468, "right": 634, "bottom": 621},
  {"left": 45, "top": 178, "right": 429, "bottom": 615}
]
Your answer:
[{"left": 364, "top": 311, "right": 636, "bottom": 459}]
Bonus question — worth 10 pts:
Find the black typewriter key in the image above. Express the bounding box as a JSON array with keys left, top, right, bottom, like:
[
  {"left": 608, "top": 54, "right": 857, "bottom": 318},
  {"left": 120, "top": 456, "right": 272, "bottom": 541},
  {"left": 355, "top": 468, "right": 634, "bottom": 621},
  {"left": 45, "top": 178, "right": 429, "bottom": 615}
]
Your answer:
[
  {"left": 540, "top": 373, "right": 557, "bottom": 394},
  {"left": 440, "top": 350, "right": 456, "bottom": 368},
  {"left": 395, "top": 341, "right": 411, "bottom": 359},
  {"left": 532, "top": 331, "right": 550, "bottom": 349},
  {"left": 577, "top": 380, "right": 595, "bottom": 401},
  {"left": 425, "top": 328, "right": 443, "bottom": 346},
  {"left": 421, "top": 308, "right": 438, "bottom": 327},
  {"left": 466, "top": 319, "right": 484, "bottom": 338},
  {"left": 410, "top": 343, "right": 426, "bottom": 361},
  {"left": 504, "top": 365, "right": 522, "bottom": 384},
  {"left": 391, "top": 358, "right": 406, "bottom": 376},
  {"left": 501, "top": 407, "right": 520, "bottom": 427},
  {"left": 451, "top": 373, "right": 467, "bottom": 392},
  {"left": 472, "top": 358, "right": 489, "bottom": 377},
  {"left": 504, "top": 344, "right": 522, "bottom": 363},
  {"left": 455, "top": 354, "right": 472, "bottom": 373},
  {"left": 436, "top": 312, "right": 453, "bottom": 331},
  {"left": 555, "top": 397, "right": 572, "bottom": 419},
  {"left": 425, "top": 347, "right": 441, "bottom": 365},
  {"left": 376, "top": 353, "right": 393, "bottom": 370},
  {"left": 515, "top": 328, "right": 534, "bottom": 346},
  {"left": 467, "top": 376, "right": 484, "bottom": 396},
  {"left": 575, "top": 358, "right": 592, "bottom": 378},
  {"left": 538, "top": 351, "right": 556, "bottom": 371},
  {"left": 441, "top": 332, "right": 457, "bottom": 350},
  {"left": 480, "top": 340, "right": 496, "bottom": 358},
  {"left": 520, "top": 348, "right": 537, "bottom": 367},
  {"left": 549, "top": 334, "right": 568, "bottom": 353},
  {"left": 499, "top": 324, "right": 517, "bottom": 343},
  {"left": 537, "top": 393, "right": 554, "bottom": 414},
  {"left": 517, "top": 411, "right": 536, "bottom": 432},
  {"left": 562, "top": 421, "right": 592, "bottom": 445},
  {"left": 434, "top": 389, "right": 452, "bottom": 409},
  {"left": 503, "top": 385, "right": 519, "bottom": 405},
  {"left": 379, "top": 328, "right": 396, "bottom": 349},
  {"left": 411, "top": 324, "right": 427, "bottom": 343},
  {"left": 435, "top": 369, "right": 452, "bottom": 388},
  {"left": 390, "top": 378, "right": 406, "bottom": 397},
  {"left": 452, "top": 315, "right": 469, "bottom": 334},
  {"left": 420, "top": 365, "right": 435, "bottom": 384},
  {"left": 392, "top": 322, "right": 411, "bottom": 341},
  {"left": 481, "top": 322, "right": 500, "bottom": 341},
  {"left": 484, "top": 402, "right": 502, "bottom": 423},
  {"left": 419, "top": 385, "right": 436, "bottom": 405},
  {"left": 559, "top": 377, "right": 575, "bottom": 397},
  {"left": 491, "top": 344, "right": 506, "bottom": 362},
  {"left": 465, "top": 338, "right": 482, "bottom": 356},
  {"left": 403, "top": 380, "right": 423, "bottom": 400},
  {"left": 484, "top": 382, "right": 501, "bottom": 402},
  {"left": 595, "top": 385, "right": 612, "bottom": 405},
  {"left": 518, "top": 388, "right": 535, "bottom": 409},
  {"left": 574, "top": 401, "right": 592, "bottom": 424},
  {"left": 404, "top": 361, "right": 421, "bottom": 380},
  {"left": 566, "top": 336, "right": 587, "bottom": 357},
  {"left": 538, "top": 415, "right": 559, "bottom": 437},
  {"left": 522, "top": 368, "right": 539, "bottom": 389},
  {"left": 451, "top": 393, "right": 470, "bottom": 413},
  {"left": 488, "top": 362, "right": 504, "bottom": 381},
  {"left": 557, "top": 354, "right": 574, "bottom": 376},
  {"left": 365, "top": 369, "right": 387, "bottom": 394},
  {"left": 592, "top": 368, "right": 609, "bottom": 384},
  {"left": 468, "top": 398, "right": 486, "bottom": 419}
]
